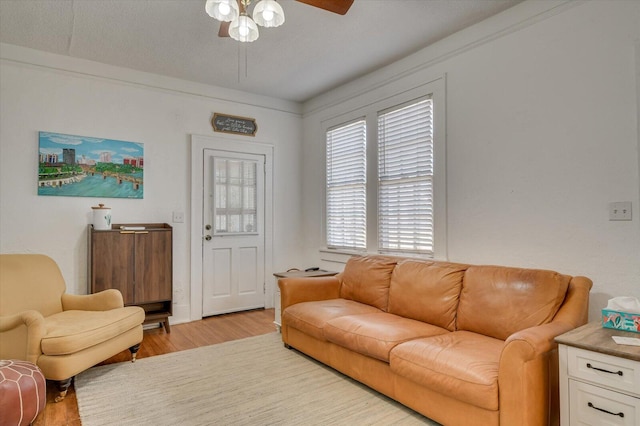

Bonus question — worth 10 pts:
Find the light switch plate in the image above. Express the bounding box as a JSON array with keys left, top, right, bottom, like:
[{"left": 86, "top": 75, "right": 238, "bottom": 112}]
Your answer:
[
  {"left": 172, "top": 211, "right": 184, "bottom": 223},
  {"left": 609, "top": 201, "right": 632, "bottom": 221}
]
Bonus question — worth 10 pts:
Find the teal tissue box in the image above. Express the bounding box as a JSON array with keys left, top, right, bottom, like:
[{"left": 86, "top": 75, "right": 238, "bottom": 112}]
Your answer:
[{"left": 602, "top": 309, "right": 640, "bottom": 333}]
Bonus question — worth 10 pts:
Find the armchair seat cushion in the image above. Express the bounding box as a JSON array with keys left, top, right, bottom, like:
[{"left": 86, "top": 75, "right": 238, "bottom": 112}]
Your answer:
[
  {"left": 42, "top": 307, "right": 145, "bottom": 356},
  {"left": 390, "top": 331, "right": 503, "bottom": 411}
]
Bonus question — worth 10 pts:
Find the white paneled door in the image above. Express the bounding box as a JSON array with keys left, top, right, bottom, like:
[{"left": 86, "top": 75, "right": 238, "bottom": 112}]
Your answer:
[{"left": 202, "top": 149, "right": 266, "bottom": 316}]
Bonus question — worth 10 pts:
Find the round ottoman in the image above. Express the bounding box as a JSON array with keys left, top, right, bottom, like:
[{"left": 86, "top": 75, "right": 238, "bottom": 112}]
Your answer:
[{"left": 0, "top": 360, "right": 46, "bottom": 426}]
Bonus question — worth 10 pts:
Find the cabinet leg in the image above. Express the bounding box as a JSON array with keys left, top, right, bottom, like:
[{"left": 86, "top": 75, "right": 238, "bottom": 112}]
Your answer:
[{"left": 162, "top": 319, "right": 171, "bottom": 333}]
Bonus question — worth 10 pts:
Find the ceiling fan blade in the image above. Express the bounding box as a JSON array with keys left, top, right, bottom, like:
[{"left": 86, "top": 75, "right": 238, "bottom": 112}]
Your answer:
[
  {"left": 218, "top": 21, "right": 230, "bottom": 37},
  {"left": 296, "top": 0, "right": 354, "bottom": 15}
]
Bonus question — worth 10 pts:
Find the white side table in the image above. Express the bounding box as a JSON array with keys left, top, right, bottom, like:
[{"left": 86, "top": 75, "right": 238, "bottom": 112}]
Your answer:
[
  {"left": 555, "top": 322, "right": 640, "bottom": 425},
  {"left": 273, "top": 269, "right": 338, "bottom": 331}
]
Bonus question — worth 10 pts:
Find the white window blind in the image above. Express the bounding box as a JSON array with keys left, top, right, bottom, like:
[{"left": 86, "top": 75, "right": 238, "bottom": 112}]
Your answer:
[
  {"left": 326, "top": 120, "right": 367, "bottom": 250},
  {"left": 378, "top": 98, "right": 433, "bottom": 254}
]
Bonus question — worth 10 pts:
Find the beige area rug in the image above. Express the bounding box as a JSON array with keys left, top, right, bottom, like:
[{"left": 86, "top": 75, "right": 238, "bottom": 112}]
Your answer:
[{"left": 75, "top": 333, "right": 439, "bottom": 426}]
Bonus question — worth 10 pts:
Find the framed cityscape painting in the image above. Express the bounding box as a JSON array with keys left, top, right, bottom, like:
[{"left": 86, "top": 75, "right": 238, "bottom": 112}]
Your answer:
[{"left": 38, "top": 132, "right": 144, "bottom": 199}]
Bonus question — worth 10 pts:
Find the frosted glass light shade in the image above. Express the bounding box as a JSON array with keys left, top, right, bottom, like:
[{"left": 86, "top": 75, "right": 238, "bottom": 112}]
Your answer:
[
  {"left": 205, "top": 0, "right": 240, "bottom": 22},
  {"left": 253, "top": 0, "right": 285, "bottom": 28},
  {"left": 229, "top": 14, "right": 259, "bottom": 42}
]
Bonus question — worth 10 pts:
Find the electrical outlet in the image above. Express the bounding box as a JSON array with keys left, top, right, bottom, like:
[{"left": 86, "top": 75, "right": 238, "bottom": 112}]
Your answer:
[
  {"left": 172, "top": 211, "right": 184, "bottom": 223},
  {"left": 609, "top": 202, "right": 632, "bottom": 221}
]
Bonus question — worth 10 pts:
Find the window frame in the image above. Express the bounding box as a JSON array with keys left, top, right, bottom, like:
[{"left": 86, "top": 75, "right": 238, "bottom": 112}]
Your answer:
[
  {"left": 377, "top": 97, "right": 434, "bottom": 255},
  {"left": 321, "top": 77, "right": 447, "bottom": 261},
  {"left": 325, "top": 118, "right": 367, "bottom": 251}
]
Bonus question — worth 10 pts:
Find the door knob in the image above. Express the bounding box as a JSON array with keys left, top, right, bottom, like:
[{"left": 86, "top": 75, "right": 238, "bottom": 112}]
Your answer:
[
  {"left": 205, "top": 224, "right": 212, "bottom": 230},
  {"left": 205, "top": 235, "right": 212, "bottom": 241}
]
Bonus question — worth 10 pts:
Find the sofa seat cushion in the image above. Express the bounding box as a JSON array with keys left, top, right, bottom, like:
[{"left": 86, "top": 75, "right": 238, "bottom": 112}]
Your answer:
[
  {"left": 282, "top": 299, "right": 382, "bottom": 341},
  {"left": 390, "top": 331, "right": 504, "bottom": 411},
  {"left": 324, "top": 313, "right": 449, "bottom": 362},
  {"left": 41, "top": 307, "right": 145, "bottom": 355}
]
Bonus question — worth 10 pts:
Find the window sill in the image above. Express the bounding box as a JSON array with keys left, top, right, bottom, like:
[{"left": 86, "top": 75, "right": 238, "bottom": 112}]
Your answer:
[
  {"left": 319, "top": 248, "right": 364, "bottom": 265},
  {"left": 319, "top": 248, "right": 435, "bottom": 264}
]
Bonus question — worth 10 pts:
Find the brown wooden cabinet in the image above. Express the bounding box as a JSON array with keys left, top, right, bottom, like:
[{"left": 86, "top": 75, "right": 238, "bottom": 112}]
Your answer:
[{"left": 88, "top": 223, "right": 173, "bottom": 332}]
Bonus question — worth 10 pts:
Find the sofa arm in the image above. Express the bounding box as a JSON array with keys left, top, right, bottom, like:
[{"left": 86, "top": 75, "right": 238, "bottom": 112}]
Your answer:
[
  {"left": 279, "top": 276, "right": 341, "bottom": 312},
  {"left": 62, "top": 289, "right": 124, "bottom": 311},
  {"left": 498, "top": 321, "right": 575, "bottom": 426},
  {"left": 504, "top": 320, "right": 575, "bottom": 355},
  {"left": 0, "top": 310, "right": 46, "bottom": 364},
  {"left": 553, "top": 276, "right": 593, "bottom": 326}
]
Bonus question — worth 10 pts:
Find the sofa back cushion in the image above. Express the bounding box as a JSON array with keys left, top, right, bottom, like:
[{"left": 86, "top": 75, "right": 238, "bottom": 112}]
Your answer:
[
  {"left": 388, "top": 260, "right": 467, "bottom": 331},
  {"left": 340, "top": 255, "right": 398, "bottom": 311},
  {"left": 457, "top": 265, "right": 571, "bottom": 340}
]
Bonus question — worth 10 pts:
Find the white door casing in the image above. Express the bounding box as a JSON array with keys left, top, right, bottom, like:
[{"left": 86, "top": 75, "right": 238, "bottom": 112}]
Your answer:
[{"left": 190, "top": 134, "right": 274, "bottom": 322}]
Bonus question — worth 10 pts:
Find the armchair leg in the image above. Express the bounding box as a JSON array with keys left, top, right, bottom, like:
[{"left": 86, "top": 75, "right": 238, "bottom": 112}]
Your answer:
[
  {"left": 129, "top": 343, "right": 141, "bottom": 362},
  {"left": 54, "top": 377, "right": 73, "bottom": 402}
]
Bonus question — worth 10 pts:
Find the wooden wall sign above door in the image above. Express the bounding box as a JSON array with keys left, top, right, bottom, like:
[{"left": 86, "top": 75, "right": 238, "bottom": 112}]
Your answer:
[{"left": 211, "top": 113, "right": 257, "bottom": 136}]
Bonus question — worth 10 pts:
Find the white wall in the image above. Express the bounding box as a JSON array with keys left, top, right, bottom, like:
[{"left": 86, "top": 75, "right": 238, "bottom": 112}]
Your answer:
[
  {"left": 301, "top": 0, "right": 640, "bottom": 321},
  {"left": 0, "top": 45, "right": 304, "bottom": 324}
]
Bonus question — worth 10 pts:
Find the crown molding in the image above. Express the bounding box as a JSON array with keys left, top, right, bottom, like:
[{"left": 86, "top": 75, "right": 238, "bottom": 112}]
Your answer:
[
  {"left": 0, "top": 42, "right": 302, "bottom": 116},
  {"left": 302, "top": 0, "right": 582, "bottom": 117}
]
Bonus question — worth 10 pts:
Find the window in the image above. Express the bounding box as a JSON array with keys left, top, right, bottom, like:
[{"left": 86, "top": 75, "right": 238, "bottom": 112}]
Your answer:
[
  {"left": 378, "top": 99, "right": 433, "bottom": 254},
  {"left": 326, "top": 120, "right": 366, "bottom": 250},
  {"left": 324, "top": 81, "right": 444, "bottom": 259},
  {"left": 214, "top": 158, "right": 257, "bottom": 234}
]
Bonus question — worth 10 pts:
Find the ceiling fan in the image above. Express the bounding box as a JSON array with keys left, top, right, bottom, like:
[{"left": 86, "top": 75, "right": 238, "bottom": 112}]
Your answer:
[{"left": 206, "top": 0, "right": 354, "bottom": 42}]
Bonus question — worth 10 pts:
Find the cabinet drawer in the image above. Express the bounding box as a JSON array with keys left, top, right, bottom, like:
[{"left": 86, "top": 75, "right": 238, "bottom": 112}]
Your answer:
[
  {"left": 567, "top": 347, "right": 640, "bottom": 396},
  {"left": 569, "top": 380, "right": 639, "bottom": 426}
]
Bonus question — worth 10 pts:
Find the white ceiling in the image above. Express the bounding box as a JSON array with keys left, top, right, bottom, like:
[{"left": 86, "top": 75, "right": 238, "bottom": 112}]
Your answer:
[{"left": 0, "top": 0, "right": 522, "bottom": 103}]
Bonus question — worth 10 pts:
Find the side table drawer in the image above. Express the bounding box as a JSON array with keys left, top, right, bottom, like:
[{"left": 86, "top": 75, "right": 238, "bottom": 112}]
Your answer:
[
  {"left": 568, "top": 346, "right": 640, "bottom": 396},
  {"left": 569, "top": 380, "right": 639, "bottom": 426}
]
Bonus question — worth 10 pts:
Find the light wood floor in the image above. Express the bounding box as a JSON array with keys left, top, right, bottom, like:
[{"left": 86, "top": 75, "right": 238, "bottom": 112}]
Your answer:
[{"left": 33, "top": 308, "right": 277, "bottom": 426}]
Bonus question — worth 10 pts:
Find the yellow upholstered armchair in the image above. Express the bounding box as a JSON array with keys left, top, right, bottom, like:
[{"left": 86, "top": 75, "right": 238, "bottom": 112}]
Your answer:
[{"left": 0, "top": 254, "right": 145, "bottom": 401}]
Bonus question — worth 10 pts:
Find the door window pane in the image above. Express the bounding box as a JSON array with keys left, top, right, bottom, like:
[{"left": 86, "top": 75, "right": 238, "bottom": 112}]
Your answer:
[{"left": 214, "top": 158, "right": 258, "bottom": 234}]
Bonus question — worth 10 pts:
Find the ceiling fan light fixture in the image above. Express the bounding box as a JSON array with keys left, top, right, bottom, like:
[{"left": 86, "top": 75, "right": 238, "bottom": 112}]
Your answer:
[
  {"left": 205, "top": 0, "right": 240, "bottom": 22},
  {"left": 229, "top": 14, "right": 260, "bottom": 42},
  {"left": 209, "top": 0, "right": 351, "bottom": 42},
  {"left": 253, "top": 0, "right": 285, "bottom": 28}
]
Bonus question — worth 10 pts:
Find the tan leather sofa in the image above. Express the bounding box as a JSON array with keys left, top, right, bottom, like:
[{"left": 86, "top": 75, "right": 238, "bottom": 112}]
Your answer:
[
  {"left": 0, "top": 254, "right": 145, "bottom": 401},
  {"left": 279, "top": 255, "right": 592, "bottom": 426}
]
